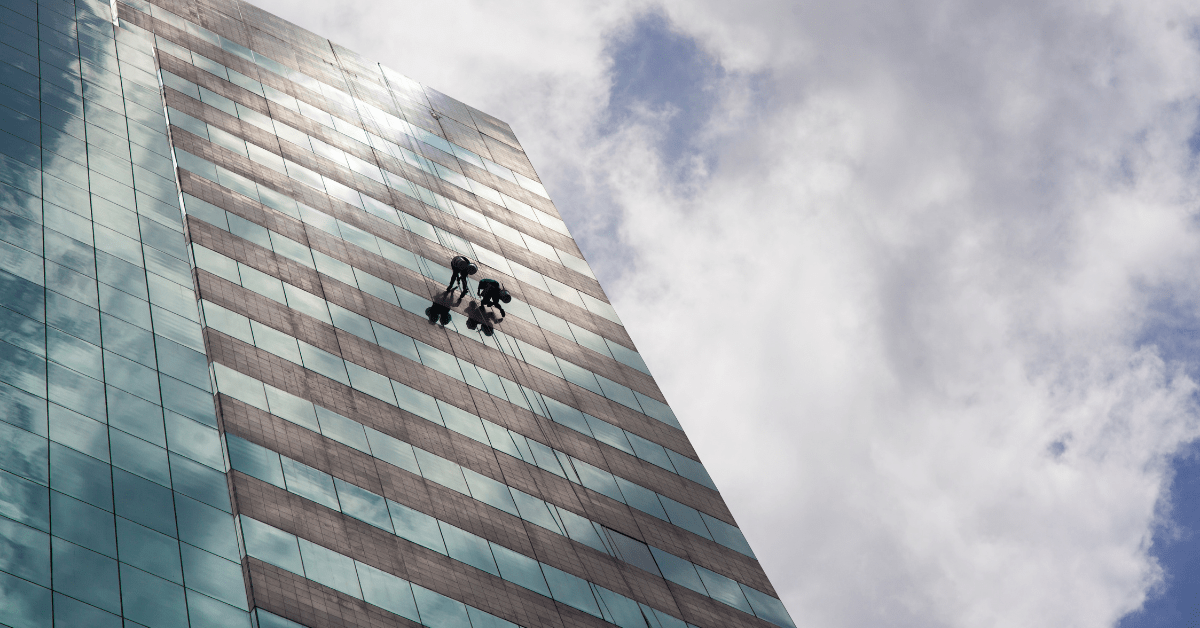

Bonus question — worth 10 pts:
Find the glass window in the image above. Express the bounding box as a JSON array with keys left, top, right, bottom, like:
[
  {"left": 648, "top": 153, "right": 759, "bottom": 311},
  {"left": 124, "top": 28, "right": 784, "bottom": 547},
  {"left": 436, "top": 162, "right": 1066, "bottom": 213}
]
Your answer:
[
  {"left": 0, "top": 338, "right": 45, "bottom": 398},
  {"left": 364, "top": 428, "right": 420, "bottom": 475},
  {"left": 250, "top": 320, "right": 302, "bottom": 364},
  {"left": 411, "top": 584, "right": 472, "bottom": 628},
  {"left": 0, "top": 380, "right": 45, "bottom": 437},
  {"left": 118, "top": 562, "right": 190, "bottom": 628},
  {"left": 110, "top": 429, "right": 170, "bottom": 485},
  {"left": 186, "top": 589, "right": 251, "bottom": 628},
  {"left": 280, "top": 457, "right": 339, "bottom": 511},
  {"left": 372, "top": 323, "right": 419, "bottom": 361},
  {"left": 391, "top": 381, "right": 441, "bottom": 424},
  {"left": 695, "top": 566, "right": 753, "bottom": 614},
  {"left": 263, "top": 386, "right": 319, "bottom": 432},
  {"left": 112, "top": 467, "right": 176, "bottom": 536},
  {"left": 346, "top": 362, "right": 396, "bottom": 407},
  {"left": 658, "top": 497, "right": 712, "bottom": 541},
  {"left": 0, "top": 468, "right": 49, "bottom": 531},
  {"left": 170, "top": 452, "right": 231, "bottom": 513},
  {"left": 48, "top": 404, "right": 108, "bottom": 462},
  {"left": 510, "top": 490, "right": 562, "bottom": 534},
  {"left": 542, "top": 564, "right": 602, "bottom": 617},
  {"left": 165, "top": 412, "right": 222, "bottom": 470},
  {"left": 100, "top": 312, "right": 156, "bottom": 366},
  {"left": 225, "top": 434, "right": 284, "bottom": 488},
  {"left": 573, "top": 460, "right": 624, "bottom": 503},
  {"left": 176, "top": 494, "right": 239, "bottom": 562},
  {"left": 614, "top": 477, "right": 667, "bottom": 520},
  {"left": 649, "top": 547, "right": 707, "bottom": 596},
  {"left": 52, "top": 591, "right": 121, "bottom": 628},
  {"left": 435, "top": 400, "right": 488, "bottom": 443},
  {"left": 155, "top": 337, "right": 210, "bottom": 392},
  {"left": 356, "top": 561, "right": 420, "bottom": 623},
  {"left": 45, "top": 327, "right": 101, "bottom": 381},
  {"left": 51, "top": 536, "right": 121, "bottom": 613},
  {"left": 105, "top": 385, "right": 165, "bottom": 446},
  {"left": 0, "top": 515, "right": 49, "bottom": 586},
  {"left": 239, "top": 515, "right": 302, "bottom": 574},
  {"left": 181, "top": 544, "right": 248, "bottom": 610},
  {"left": 103, "top": 349, "right": 160, "bottom": 403},
  {"left": 460, "top": 468, "right": 518, "bottom": 517},
  {"left": 594, "top": 585, "right": 647, "bottom": 628},
  {"left": 386, "top": 499, "right": 445, "bottom": 554},
  {"left": 333, "top": 478, "right": 392, "bottom": 531},
  {"left": 439, "top": 522, "right": 498, "bottom": 576},
  {"left": 739, "top": 585, "right": 797, "bottom": 628},
  {"left": 0, "top": 419, "right": 46, "bottom": 484},
  {"left": 413, "top": 449, "right": 468, "bottom": 495},
  {"left": 49, "top": 442, "right": 111, "bottom": 511},
  {"left": 116, "top": 516, "right": 182, "bottom": 584},
  {"left": 489, "top": 542, "right": 550, "bottom": 597},
  {"left": 297, "top": 538, "right": 362, "bottom": 598}
]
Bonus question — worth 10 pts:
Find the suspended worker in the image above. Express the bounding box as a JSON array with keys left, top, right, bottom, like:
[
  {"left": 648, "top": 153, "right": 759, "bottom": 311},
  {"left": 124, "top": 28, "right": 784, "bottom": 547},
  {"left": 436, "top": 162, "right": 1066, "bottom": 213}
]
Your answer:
[
  {"left": 446, "top": 255, "right": 477, "bottom": 296},
  {"left": 477, "top": 278, "right": 511, "bottom": 318}
]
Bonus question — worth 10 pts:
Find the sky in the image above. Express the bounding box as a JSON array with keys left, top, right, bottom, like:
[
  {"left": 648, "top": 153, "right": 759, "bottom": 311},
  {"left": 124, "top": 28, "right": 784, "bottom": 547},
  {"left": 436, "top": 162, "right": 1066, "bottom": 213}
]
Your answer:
[{"left": 247, "top": 0, "right": 1200, "bottom": 626}]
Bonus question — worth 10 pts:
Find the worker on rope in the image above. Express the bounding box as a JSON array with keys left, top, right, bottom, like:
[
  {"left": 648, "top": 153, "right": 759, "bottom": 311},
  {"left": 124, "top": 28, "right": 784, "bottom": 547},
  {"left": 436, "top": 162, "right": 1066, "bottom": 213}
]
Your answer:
[
  {"left": 446, "top": 255, "right": 477, "bottom": 296},
  {"left": 477, "top": 278, "right": 511, "bottom": 318}
]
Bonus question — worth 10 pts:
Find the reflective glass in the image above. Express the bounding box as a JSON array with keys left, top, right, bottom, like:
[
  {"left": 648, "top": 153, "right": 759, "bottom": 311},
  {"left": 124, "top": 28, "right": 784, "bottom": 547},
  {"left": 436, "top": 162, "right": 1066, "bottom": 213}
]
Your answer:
[
  {"left": 356, "top": 561, "right": 420, "bottom": 623},
  {"left": 0, "top": 569, "right": 50, "bottom": 628},
  {"left": 0, "top": 468, "right": 49, "bottom": 531},
  {"left": 0, "top": 420, "right": 46, "bottom": 483},
  {"left": 280, "top": 458, "right": 339, "bottom": 511},
  {"left": 333, "top": 478, "right": 391, "bottom": 531},
  {"left": 181, "top": 544, "right": 248, "bottom": 610},
  {"left": 49, "top": 442, "right": 111, "bottom": 511},
  {"left": 386, "top": 499, "right": 446, "bottom": 554},
  {"left": 0, "top": 515, "right": 49, "bottom": 585},
  {"left": 116, "top": 516, "right": 182, "bottom": 583},
  {"left": 175, "top": 494, "right": 239, "bottom": 561},
  {"left": 50, "top": 490, "right": 115, "bottom": 557},
  {"left": 51, "top": 536, "right": 120, "bottom": 613},
  {"left": 53, "top": 592, "right": 122, "bottom": 628},
  {"left": 542, "top": 564, "right": 601, "bottom": 617},
  {"left": 439, "top": 523, "right": 498, "bottom": 576},
  {"left": 490, "top": 542, "right": 550, "bottom": 597},
  {"left": 239, "top": 516, "right": 303, "bottom": 574},
  {"left": 119, "top": 562, "right": 190, "bottom": 628},
  {"left": 411, "top": 584, "right": 472, "bottom": 628},
  {"left": 297, "top": 538, "right": 362, "bottom": 598},
  {"left": 112, "top": 468, "right": 176, "bottom": 536}
]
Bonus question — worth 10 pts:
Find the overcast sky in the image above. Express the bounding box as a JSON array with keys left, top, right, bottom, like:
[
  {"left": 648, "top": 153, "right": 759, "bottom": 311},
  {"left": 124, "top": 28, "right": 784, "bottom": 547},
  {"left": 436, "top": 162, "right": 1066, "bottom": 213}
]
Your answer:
[{"left": 247, "top": 0, "right": 1200, "bottom": 625}]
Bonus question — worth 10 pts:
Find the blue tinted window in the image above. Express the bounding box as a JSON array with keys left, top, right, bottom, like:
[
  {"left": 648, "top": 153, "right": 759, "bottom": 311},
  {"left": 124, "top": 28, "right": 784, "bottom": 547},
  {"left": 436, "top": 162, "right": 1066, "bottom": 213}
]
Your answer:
[
  {"left": 356, "top": 561, "right": 420, "bottom": 623},
  {"left": 0, "top": 515, "right": 49, "bottom": 586},
  {"left": 116, "top": 516, "right": 182, "bottom": 583},
  {"left": 112, "top": 467, "right": 176, "bottom": 536},
  {"left": 239, "top": 515, "right": 302, "bottom": 574},
  {"left": 0, "top": 419, "right": 46, "bottom": 483},
  {"left": 0, "top": 569, "right": 50, "bottom": 628},
  {"left": 49, "top": 442, "right": 112, "bottom": 511},
  {"left": 119, "top": 562, "right": 190, "bottom": 628},
  {"left": 50, "top": 490, "right": 115, "bottom": 557},
  {"left": 51, "top": 536, "right": 121, "bottom": 613},
  {"left": 181, "top": 544, "right": 248, "bottom": 610},
  {"left": 0, "top": 468, "right": 49, "bottom": 530}
]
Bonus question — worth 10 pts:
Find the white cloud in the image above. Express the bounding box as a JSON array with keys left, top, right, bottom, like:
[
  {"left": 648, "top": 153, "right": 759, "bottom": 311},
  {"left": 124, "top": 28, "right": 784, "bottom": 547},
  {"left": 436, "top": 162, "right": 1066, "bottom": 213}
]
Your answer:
[{"left": 243, "top": 0, "right": 1200, "bottom": 625}]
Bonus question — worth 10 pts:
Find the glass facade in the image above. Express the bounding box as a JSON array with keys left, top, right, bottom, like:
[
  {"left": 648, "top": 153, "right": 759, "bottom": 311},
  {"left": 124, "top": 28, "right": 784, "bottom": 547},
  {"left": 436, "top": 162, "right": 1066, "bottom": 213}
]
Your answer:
[{"left": 0, "top": 0, "right": 796, "bottom": 627}]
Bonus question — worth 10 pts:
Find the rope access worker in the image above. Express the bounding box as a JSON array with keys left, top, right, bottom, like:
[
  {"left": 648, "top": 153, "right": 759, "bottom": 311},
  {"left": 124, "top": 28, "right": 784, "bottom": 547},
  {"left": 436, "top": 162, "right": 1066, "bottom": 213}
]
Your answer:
[
  {"left": 446, "top": 255, "right": 477, "bottom": 296},
  {"left": 477, "top": 278, "right": 511, "bottom": 318}
]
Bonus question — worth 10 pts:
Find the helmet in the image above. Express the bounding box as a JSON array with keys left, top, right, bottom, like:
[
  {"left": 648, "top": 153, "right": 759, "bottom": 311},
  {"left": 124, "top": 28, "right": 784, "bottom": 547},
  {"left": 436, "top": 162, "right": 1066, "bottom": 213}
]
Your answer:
[
  {"left": 466, "top": 264, "right": 478, "bottom": 275},
  {"left": 499, "top": 290, "right": 511, "bottom": 303}
]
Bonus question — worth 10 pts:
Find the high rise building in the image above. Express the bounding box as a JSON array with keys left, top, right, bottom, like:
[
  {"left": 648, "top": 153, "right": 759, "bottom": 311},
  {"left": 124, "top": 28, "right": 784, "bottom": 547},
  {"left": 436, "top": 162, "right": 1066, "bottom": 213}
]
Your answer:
[{"left": 0, "top": 0, "right": 796, "bottom": 627}]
